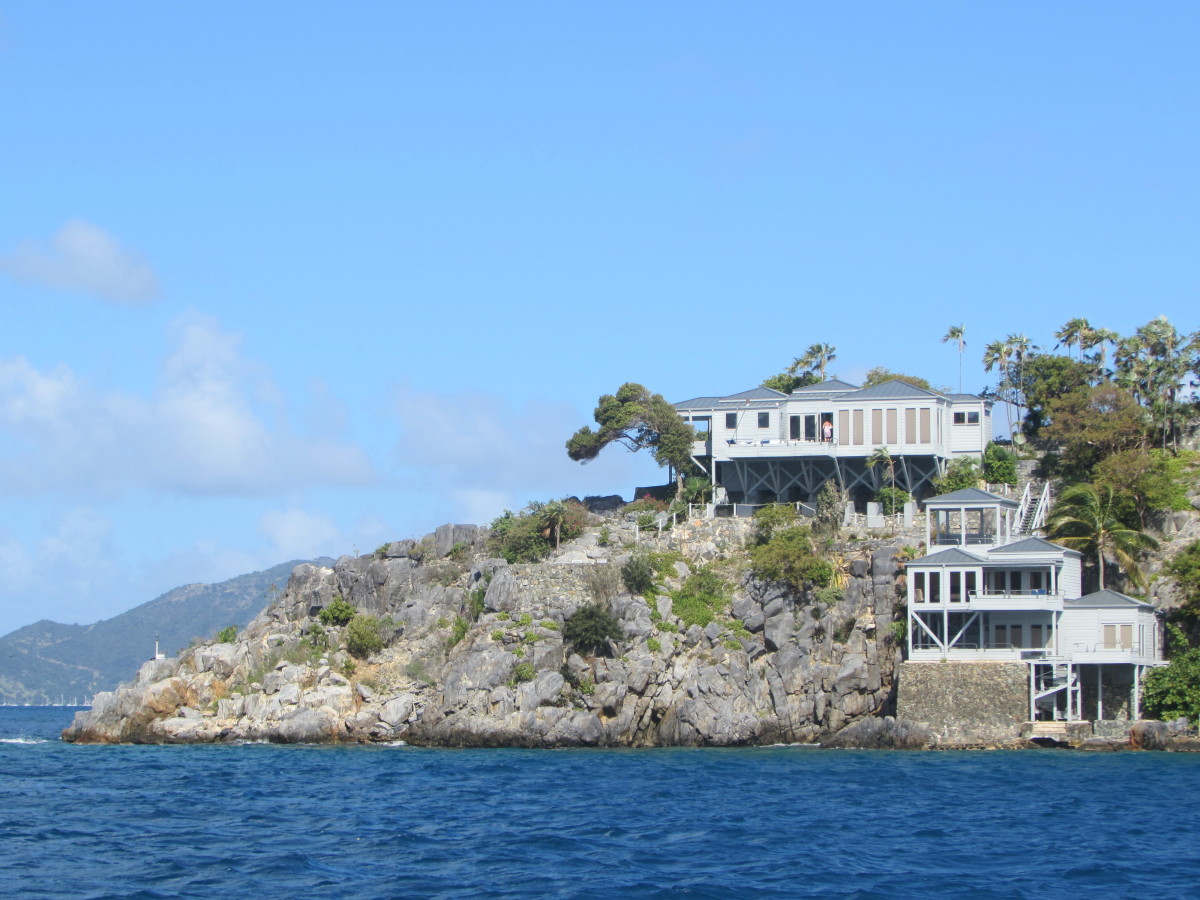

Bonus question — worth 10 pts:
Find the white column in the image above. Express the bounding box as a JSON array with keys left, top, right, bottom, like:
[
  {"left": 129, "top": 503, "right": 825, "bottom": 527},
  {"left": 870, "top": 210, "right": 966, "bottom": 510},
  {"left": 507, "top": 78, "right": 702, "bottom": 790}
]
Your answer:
[
  {"left": 1133, "top": 666, "right": 1141, "bottom": 720},
  {"left": 1096, "top": 666, "right": 1103, "bottom": 721}
]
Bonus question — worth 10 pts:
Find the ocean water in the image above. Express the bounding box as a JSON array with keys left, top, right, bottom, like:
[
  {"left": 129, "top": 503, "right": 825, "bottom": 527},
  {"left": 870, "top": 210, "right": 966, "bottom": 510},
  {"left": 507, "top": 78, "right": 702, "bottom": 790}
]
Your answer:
[{"left": 3, "top": 707, "right": 1199, "bottom": 899}]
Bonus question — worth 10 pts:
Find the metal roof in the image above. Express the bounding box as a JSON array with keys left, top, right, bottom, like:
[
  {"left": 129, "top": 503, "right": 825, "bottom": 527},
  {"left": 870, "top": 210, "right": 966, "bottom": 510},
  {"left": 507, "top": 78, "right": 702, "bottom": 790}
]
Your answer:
[
  {"left": 849, "top": 379, "right": 943, "bottom": 400},
  {"left": 924, "top": 487, "right": 1020, "bottom": 508},
  {"left": 1064, "top": 589, "right": 1155, "bottom": 610},
  {"left": 791, "top": 378, "right": 860, "bottom": 393},
  {"left": 908, "top": 547, "right": 987, "bottom": 566},
  {"left": 722, "top": 387, "right": 788, "bottom": 401},
  {"left": 990, "top": 537, "right": 1080, "bottom": 557}
]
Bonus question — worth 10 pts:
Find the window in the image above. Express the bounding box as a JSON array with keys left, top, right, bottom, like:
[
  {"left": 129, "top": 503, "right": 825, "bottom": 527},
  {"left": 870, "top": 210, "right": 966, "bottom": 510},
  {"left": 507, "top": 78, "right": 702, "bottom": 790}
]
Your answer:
[
  {"left": 953, "top": 411, "right": 980, "bottom": 425},
  {"left": 1103, "top": 624, "right": 1132, "bottom": 650},
  {"left": 758, "top": 412, "right": 770, "bottom": 429},
  {"left": 725, "top": 413, "right": 737, "bottom": 429}
]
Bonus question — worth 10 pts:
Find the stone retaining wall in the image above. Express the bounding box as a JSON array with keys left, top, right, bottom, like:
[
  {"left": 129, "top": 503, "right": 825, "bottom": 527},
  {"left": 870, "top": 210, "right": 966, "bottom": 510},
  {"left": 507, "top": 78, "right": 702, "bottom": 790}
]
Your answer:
[{"left": 897, "top": 660, "right": 1028, "bottom": 745}]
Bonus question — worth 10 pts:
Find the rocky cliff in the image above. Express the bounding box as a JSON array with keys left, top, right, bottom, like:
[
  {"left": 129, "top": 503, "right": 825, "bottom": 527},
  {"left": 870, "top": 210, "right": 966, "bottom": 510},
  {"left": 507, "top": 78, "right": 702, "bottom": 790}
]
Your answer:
[{"left": 63, "top": 516, "right": 907, "bottom": 747}]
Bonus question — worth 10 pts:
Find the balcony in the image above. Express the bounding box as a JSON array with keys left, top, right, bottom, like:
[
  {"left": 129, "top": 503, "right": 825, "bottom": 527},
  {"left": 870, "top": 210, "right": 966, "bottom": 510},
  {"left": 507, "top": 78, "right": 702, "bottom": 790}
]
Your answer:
[
  {"left": 713, "top": 438, "right": 941, "bottom": 459},
  {"left": 912, "top": 591, "right": 1063, "bottom": 611}
]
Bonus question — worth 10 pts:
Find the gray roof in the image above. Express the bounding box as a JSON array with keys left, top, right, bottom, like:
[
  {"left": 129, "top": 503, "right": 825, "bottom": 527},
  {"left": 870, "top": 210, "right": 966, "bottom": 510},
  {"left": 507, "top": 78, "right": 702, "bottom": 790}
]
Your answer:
[
  {"left": 924, "top": 487, "right": 1020, "bottom": 508},
  {"left": 909, "top": 547, "right": 986, "bottom": 566},
  {"left": 791, "top": 378, "right": 859, "bottom": 393},
  {"left": 723, "top": 387, "right": 787, "bottom": 401},
  {"left": 946, "top": 393, "right": 988, "bottom": 402},
  {"left": 990, "top": 536, "right": 1080, "bottom": 557},
  {"left": 674, "top": 396, "right": 726, "bottom": 411},
  {"left": 849, "top": 379, "right": 943, "bottom": 400},
  {"left": 1065, "top": 589, "right": 1155, "bottom": 610}
]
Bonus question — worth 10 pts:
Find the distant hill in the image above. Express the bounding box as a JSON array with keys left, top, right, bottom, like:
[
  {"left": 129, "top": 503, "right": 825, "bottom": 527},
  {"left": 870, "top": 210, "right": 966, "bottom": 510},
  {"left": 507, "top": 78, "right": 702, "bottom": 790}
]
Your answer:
[{"left": 0, "top": 558, "right": 333, "bottom": 704}]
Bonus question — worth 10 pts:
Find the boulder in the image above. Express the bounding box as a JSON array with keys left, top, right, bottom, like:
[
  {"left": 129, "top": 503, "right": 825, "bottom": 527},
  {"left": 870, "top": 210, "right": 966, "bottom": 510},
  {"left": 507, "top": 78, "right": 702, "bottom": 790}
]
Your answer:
[{"left": 273, "top": 707, "right": 337, "bottom": 744}]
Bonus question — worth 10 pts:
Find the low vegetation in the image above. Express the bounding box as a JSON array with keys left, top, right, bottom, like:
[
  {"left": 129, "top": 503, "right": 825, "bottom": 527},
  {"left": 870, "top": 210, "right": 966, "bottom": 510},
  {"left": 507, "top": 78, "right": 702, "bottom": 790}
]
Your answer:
[{"left": 563, "top": 602, "right": 622, "bottom": 657}]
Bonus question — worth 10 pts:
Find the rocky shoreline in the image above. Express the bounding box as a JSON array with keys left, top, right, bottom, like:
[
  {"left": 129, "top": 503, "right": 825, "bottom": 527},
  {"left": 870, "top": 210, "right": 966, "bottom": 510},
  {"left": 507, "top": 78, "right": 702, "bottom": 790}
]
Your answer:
[
  {"left": 63, "top": 515, "right": 908, "bottom": 748},
  {"left": 61, "top": 513, "right": 1198, "bottom": 752}
]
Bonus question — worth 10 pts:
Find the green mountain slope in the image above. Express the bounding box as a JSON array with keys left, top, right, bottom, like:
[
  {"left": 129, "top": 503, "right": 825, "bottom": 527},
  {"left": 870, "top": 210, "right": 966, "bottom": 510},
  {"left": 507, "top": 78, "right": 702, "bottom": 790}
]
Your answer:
[{"left": 0, "top": 558, "right": 333, "bottom": 704}]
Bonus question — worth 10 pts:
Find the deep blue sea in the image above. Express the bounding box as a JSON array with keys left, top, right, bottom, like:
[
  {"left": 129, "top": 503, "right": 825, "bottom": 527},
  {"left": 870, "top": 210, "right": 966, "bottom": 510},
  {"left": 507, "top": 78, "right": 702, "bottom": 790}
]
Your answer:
[{"left": 3, "top": 707, "right": 1199, "bottom": 899}]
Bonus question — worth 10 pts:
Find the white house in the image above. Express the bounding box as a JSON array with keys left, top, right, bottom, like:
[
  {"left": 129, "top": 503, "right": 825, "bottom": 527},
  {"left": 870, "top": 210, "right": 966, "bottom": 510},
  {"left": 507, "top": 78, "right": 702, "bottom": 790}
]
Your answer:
[
  {"left": 674, "top": 378, "right": 992, "bottom": 508},
  {"left": 906, "top": 488, "right": 1164, "bottom": 722}
]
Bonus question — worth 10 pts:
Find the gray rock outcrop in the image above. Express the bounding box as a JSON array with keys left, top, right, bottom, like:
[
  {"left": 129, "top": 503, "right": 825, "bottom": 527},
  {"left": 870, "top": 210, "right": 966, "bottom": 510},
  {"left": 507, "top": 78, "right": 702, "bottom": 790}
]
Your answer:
[{"left": 63, "top": 519, "right": 906, "bottom": 748}]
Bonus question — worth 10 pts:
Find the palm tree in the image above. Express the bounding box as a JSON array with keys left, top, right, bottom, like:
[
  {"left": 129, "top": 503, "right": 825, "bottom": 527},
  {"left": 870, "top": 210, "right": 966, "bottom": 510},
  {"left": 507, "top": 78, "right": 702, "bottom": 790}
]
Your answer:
[
  {"left": 1046, "top": 483, "right": 1158, "bottom": 590},
  {"left": 942, "top": 324, "right": 966, "bottom": 392},
  {"left": 982, "top": 339, "right": 1014, "bottom": 436},
  {"left": 865, "top": 446, "right": 899, "bottom": 530},
  {"left": 790, "top": 343, "right": 837, "bottom": 381},
  {"left": 538, "top": 500, "right": 568, "bottom": 552},
  {"left": 1082, "top": 327, "right": 1118, "bottom": 381},
  {"left": 1054, "top": 317, "right": 1091, "bottom": 359},
  {"left": 1005, "top": 333, "right": 1032, "bottom": 432}
]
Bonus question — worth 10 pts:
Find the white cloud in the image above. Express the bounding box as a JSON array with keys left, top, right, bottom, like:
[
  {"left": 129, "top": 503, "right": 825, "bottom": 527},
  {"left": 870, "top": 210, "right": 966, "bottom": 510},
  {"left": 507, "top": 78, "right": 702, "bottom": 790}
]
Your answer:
[
  {"left": 392, "top": 384, "right": 655, "bottom": 523},
  {"left": 0, "top": 508, "right": 124, "bottom": 632},
  {"left": 0, "top": 311, "right": 378, "bottom": 497},
  {"left": 258, "top": 507, "right": 343, "bottom": 560},
  {"left": 0, "top": 219, "right": 161, "bottom": 305}
]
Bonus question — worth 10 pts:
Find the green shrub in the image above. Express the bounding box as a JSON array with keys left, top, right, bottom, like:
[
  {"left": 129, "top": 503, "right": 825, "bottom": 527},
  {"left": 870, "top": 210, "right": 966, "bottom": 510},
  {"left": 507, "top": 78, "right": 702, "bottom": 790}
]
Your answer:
[
  {"left": 468, "top": 576, "right": 491, "bottom": 619},
  {"left": 647, "top": 636, "right": 662, "bottom": 652},
  {"left": 215, "top": 625, "right": 238, "bottom": 643},
  {"left": 307, "top": 623, "right": 329, "bottom": 652},
  {"left": 1166, "top": 541, "right": 1200, "bottom": 614},
  {"left": 578, "top": 675, "right": 595, "bottom": 695},
  {"left": 636, "top": 512, "right": 656, "bottom": 530},
  {"left": 446, "top": 541, "right": 472, "bottom": 562},
  {"left": 318, "top": 596, "right": 355, "bottom": 627},
  {"left": 817, "top": 585, "right": 843, "bottom": 607},
  {"left": 933, "top": 457, "right": 982, "bottom": 494},
  {"left": 541, "top": 619, "right": 559, "bottom": 630},
  {"left": 491, "top": 629, "right": 504, "bottom": 642},
  {"left": 563, "top": 602, "right": 623, "bottom": 656},
  {"left": 513, "top": 645, "right": 525, "bottom": 658},
  {"left": 753, "top": 503, "right": 798, "bottom": 544},
  {"left": 983, "top": 442, "right": 1018, "bottom": 486},
  {"left": 488, "top": 500, "right": 588, "bottom": 563},
  {"left": 598, "top": 526, "right": 611, "bottom": 547},
  {"left": 887, "top": 620, "right": 907, "bottom": 644},
  {"left": 671, "top": 568, "right": 730, "bottom": 629},
  {"left": 346, "top": 615, "right": 384, "bottom": 658},
  {"left": 512, "top": 661, "right": 536, "bottom": 683},
  {"left": 621, "top": 552, "right": 656, "bottom": 595},
  {"left": 748, "top": 526, "right": 833, "bottom": 593},
  {"left": 873, "top": 487, "right": 912, "bottom": 516},
  {"left": 446, "top": 616, "right": 470, "bottom": 649},
  {"left": 1143, "top": 624, "right": 1200, "bottom": 723}
]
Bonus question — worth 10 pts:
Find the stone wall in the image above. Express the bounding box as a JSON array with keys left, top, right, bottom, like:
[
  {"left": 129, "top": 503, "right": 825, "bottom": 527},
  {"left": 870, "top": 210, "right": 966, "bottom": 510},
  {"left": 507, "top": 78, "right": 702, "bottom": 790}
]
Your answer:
[{"left": 897, "top": 660, "right": 1029, "bottom": 745}]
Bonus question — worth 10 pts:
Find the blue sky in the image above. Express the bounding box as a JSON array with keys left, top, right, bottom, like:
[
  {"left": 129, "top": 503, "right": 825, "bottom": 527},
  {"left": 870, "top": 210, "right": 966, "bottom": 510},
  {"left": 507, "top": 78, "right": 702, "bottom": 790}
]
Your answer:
[{"left": 1, "top": 3, "right": 1197, "bottom": 635}]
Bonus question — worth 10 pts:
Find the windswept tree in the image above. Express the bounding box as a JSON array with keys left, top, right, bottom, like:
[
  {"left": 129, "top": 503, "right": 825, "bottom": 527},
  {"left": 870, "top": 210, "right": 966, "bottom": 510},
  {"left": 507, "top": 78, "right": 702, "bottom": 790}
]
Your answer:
[
  {"left": 790, "top": 343, "right": 837, "bottom": 381},
  {"left": 1046, "top": 483, "right": 1158, "bottom": 590},
  {"left": 566, "top": 383, "right": 695, "bottom": 497},
  {"left": 942, "top": 324, "right": 966, "bottom": 392}
]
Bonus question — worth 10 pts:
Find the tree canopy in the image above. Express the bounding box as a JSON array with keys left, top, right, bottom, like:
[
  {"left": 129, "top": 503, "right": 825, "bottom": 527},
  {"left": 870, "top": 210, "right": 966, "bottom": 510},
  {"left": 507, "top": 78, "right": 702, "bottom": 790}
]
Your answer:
[{"left": 566, "top": 383, "right": 695, "bottom": 496}]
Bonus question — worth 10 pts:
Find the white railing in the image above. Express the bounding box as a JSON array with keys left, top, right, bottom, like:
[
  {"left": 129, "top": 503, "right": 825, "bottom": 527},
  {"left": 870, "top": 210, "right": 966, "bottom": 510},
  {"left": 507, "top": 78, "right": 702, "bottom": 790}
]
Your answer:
[
  {"left": 1015, "top": 481, "right": 1033, "bottom": 532},
  {"left": 1029, "top": 482, "right": 1052, "bottom": 533}
]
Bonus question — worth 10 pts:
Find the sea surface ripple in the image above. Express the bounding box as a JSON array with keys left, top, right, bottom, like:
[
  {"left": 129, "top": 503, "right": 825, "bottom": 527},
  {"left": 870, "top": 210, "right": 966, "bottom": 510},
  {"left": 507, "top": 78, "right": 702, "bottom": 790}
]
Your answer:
[{"left": 2, "top": 707, "right": 1199, "bottom": 899}]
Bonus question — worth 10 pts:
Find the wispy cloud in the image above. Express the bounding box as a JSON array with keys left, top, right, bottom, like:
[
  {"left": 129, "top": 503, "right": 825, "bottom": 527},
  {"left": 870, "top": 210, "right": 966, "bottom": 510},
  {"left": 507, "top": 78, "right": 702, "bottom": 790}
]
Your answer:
[
  {"left": 392, "top": 383, "right": 649, "bottom": 524},
  {"left": 0, "top": 311, "right": 378, "bottom": 497},
  {"left": 0, "top": 219, "right": 161, "bottom": 305}
]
